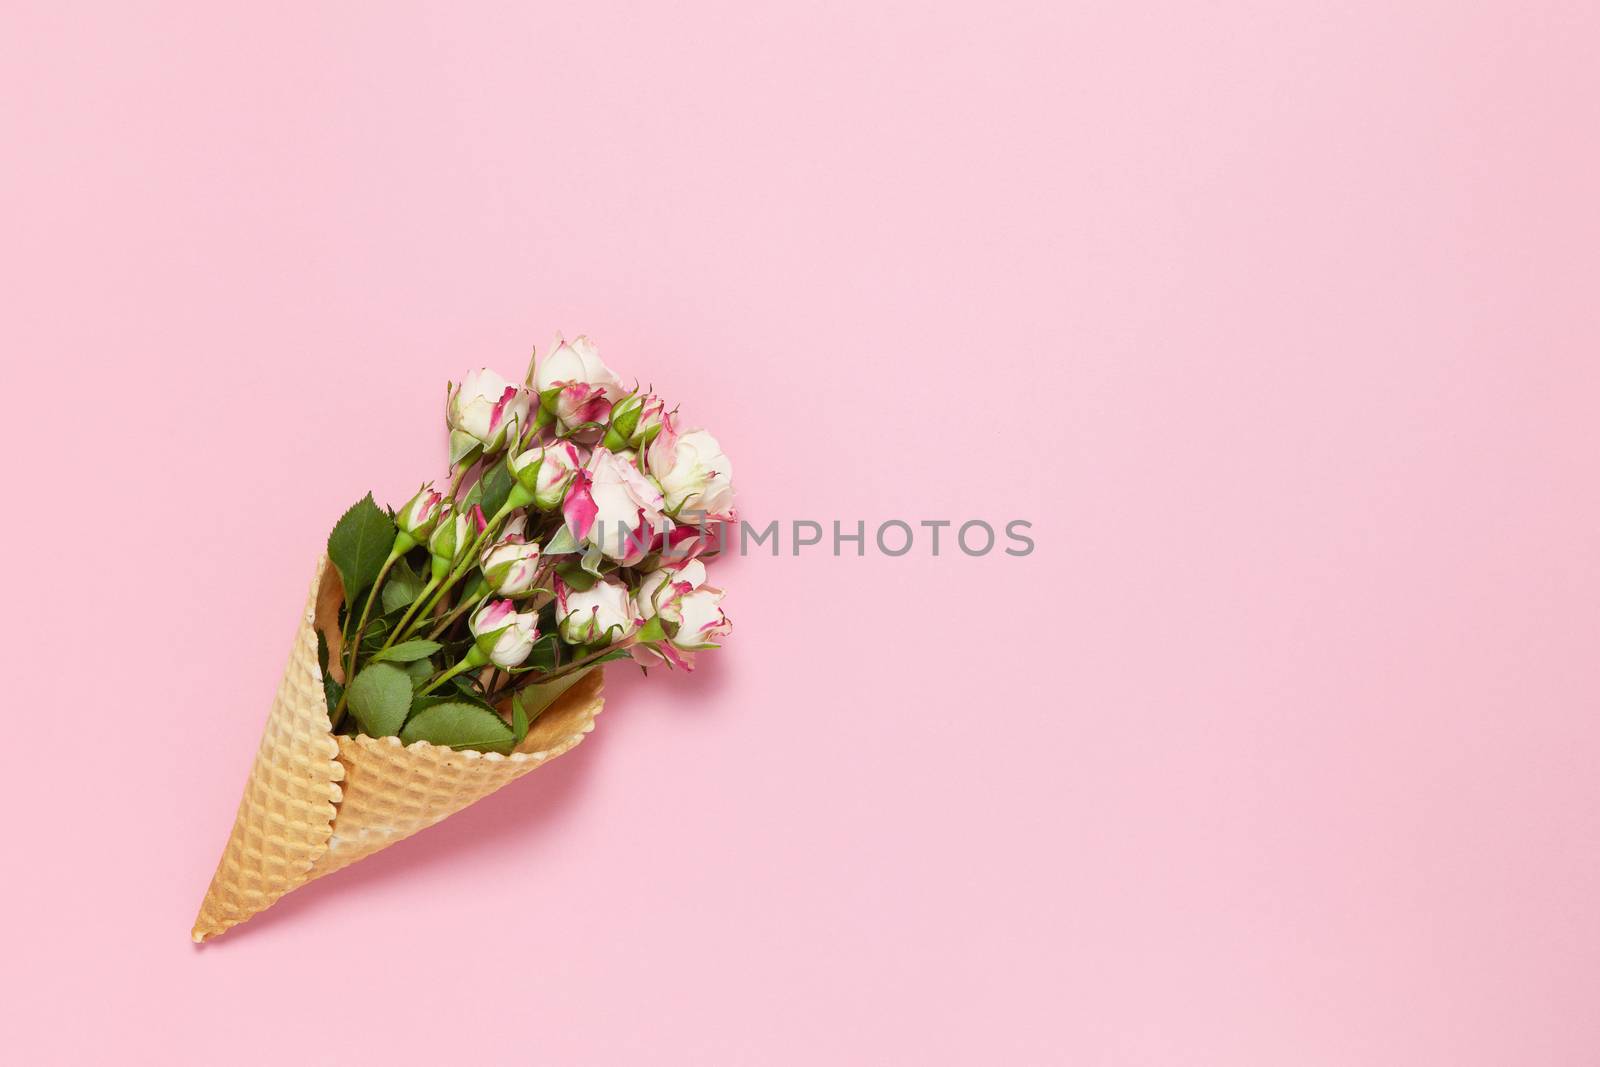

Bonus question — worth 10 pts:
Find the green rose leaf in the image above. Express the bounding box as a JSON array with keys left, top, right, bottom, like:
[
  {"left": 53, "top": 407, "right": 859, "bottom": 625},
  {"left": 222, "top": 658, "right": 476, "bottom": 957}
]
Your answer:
[
  {"left": 371, "top": 639, "right": 443, "bottom": 664},
  {"left": 449, "top": 429, "right": 481, "bottom": 466},
  {"left": 543, "top": 524, "right": 580, "bottom": 556},
  {"left": 525, "top": 633, "right": 561, "bottom": 672},
  {"left": 381, "top": 556, "right": 426, "bottom": 613},
  {"left": 346, "top": 661, "right": 413, "bottom": 737},
  {"left": 405, "top": 693, "right": 455, "bottom": 718},
  {"left": 327, "top": 493, "right": 396, "bottom": 601},
  {"left": 316, "top": 630, "right": 344, "bottom": 714},
  {"left": 478, "top": 461, "right": 514, "bottom": 519},
  {"left": 511, "top": 667, "right": 589, "bottom": 721},
  {"left": 400, "top": 701, "right": 516, "bottom": 755},
  {"left": 408, "top": 684, "right": 498, "bottom": 718},
  {"left": 359, "top": 616, "right": 393, "bottom": 653},
  {"left": 402, "top": 657, "right": 434, "bottom": 687},
  {"left": 448, "top": 682, "right": 503, "bottom": 712},
  {"left": 555, "top": 561, "right": 597, "bottom": 592},
  {"left": 511, "top": 691, "right": 530, "bottom": 748}
]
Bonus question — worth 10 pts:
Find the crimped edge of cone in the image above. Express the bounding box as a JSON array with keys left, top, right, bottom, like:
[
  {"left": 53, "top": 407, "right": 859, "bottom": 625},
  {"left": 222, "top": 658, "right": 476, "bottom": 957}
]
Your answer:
[
  {"left": 190, "top": 561, "right": 347, "bottom": 943},
  {"left": 340, "top": 667, "right": 605, "bottom": 764},
  {"left": 311, "top": 670, "right": 603, "bottom": 870}
]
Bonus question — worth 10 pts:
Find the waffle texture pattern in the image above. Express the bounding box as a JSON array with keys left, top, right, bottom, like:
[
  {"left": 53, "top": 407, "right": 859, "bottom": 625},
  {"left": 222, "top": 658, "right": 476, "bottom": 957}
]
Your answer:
[{"left": 192, "top": 560, "right": 604, "bottom": 941}]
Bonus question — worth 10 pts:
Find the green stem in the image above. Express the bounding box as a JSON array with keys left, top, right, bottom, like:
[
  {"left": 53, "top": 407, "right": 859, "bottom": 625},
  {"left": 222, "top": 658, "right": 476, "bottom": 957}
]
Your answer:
[
  {"left": 406, "top": 559, "right": 473, "bottom": 640},
  {"left": 396, "top": 500, "right": 518, "bottom": 644},
  {"left": 345, "top": 547, "right": 402, "bottom": 676},
  {"left": 381, "top": 574, "right": 442, "bottom": 653},
  {"left": 329, "top": 546, "right": 405, "bottom": 730},
  {"left": 427, "top": 580, "right": 487, "bottom": 639},
  {"left": 418, "top": 649, "right": 486, "bottom": 696},
  {"left": 535, "top": 637, "right": 636, "bottom": 685}
]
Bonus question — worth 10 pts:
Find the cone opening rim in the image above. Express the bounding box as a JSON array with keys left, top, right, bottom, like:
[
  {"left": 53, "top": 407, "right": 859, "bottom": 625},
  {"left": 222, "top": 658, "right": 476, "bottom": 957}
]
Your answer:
[
  {"left": 335, "top": 670, "right": 603, "bottom": 764},
  {"left": 315, "top": 559, "right": 604, "bottom": 767}
]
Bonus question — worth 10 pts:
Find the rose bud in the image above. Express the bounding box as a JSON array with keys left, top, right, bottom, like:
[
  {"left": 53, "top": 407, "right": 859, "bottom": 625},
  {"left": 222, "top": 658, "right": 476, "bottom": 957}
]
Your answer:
[
  {"left": 650, "top": 523, "right": 721, "bottom": 567},
  {"left": 630, "top": 394, "right": 669, "bottom": 448},
  {"left": 633, "top": 560, "right": 708, "bottom": 620},
  {"left": 534, "top": 335, "right": 627, "bottom": 431},
  {"left": 479, "top": 525, "right": 541, "bottom": 596},
  {"left": 393, "top": 485, "right": 445, "bottom": 552},
  {"left": 601, "top": 392, "right": 649, "bottom": 452},
  {"left": 448, "top": 368, "right": 532, "bottom": 460},
  {"left": 645, "top": 418, "right": 735, "bottom": 522},
  {"left": 562, "top": 447, "right": 666, "bottom": 565},
  {"left": 661, "top": 585, "right": 732, "bottom": 650},
  {"left": 509, "top": 440, "right": 584, "bottom": 511},
  {"left": 428, "top": 504, "right": 487, "bottom": 580},
  {"left": 556, "top": 576, "right": 640, "bottom": 646},
  {"left": 629, "top": 566, "right": 727, "bottom": 671},
  {"left": 468, "top": 599, "right": 540, "bottom": 669}
]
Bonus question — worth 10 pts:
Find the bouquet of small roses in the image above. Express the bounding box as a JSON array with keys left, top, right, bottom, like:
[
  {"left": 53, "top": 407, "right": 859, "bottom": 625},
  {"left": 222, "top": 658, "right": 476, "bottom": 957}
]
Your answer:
[{"left": 193, "top": 336, "right": 733, "bottom": 942}]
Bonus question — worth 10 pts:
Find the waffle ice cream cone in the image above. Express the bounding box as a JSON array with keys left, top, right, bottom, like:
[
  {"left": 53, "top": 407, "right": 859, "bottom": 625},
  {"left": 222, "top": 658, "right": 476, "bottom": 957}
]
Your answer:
[{"left": 192, "top": 559, "right": 605, "bottom": 942}]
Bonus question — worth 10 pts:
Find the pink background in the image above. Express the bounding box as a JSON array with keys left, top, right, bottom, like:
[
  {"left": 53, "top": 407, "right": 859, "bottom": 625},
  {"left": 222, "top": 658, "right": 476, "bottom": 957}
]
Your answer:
[{"left": 4, "top": 2, "right": 1599, "bottom": 1063}]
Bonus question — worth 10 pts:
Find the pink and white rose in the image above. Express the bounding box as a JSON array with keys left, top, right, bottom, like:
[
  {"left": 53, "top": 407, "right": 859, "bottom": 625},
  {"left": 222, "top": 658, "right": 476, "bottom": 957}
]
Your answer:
[
  {"left": 449, "top": 368, "right": 531, "bottom": 453},
  {"left": 510, "top": 440, "right": 585, "bottom": 511},
  {"left": 629, "top": 560, "right": 729, "bottom": 670},
  {"left": 633, "top": 559, "right": 708, "bottom": 619},
  {"left": 562, "top": 447, "right": 666, "bottom": 564},
  {"left": 395, "top": 485, "right": 445, "bottom": 546},
  {"left": 536, "top": 336, "right": 628, "bottom": 431},
  {"left": 479, "top": 516, "right": 542, "bottom": 595},
  {"left": 646, "top": 419, "right": 735, "bottom": 521},
  {"left": 664, "top": 586, "right": 731, "bottom": 649},
  {"left": 632, "top": 394, "right": 669, "bottom": 446},
  {"left": 651, "top": 523, "right": 722, "bottom": 565},
  {"left": 468, "top": 599, "right": 540, "bottom": 668},
  {"left": 555, "top": 577, "right": 639, "bottom": 645}
]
